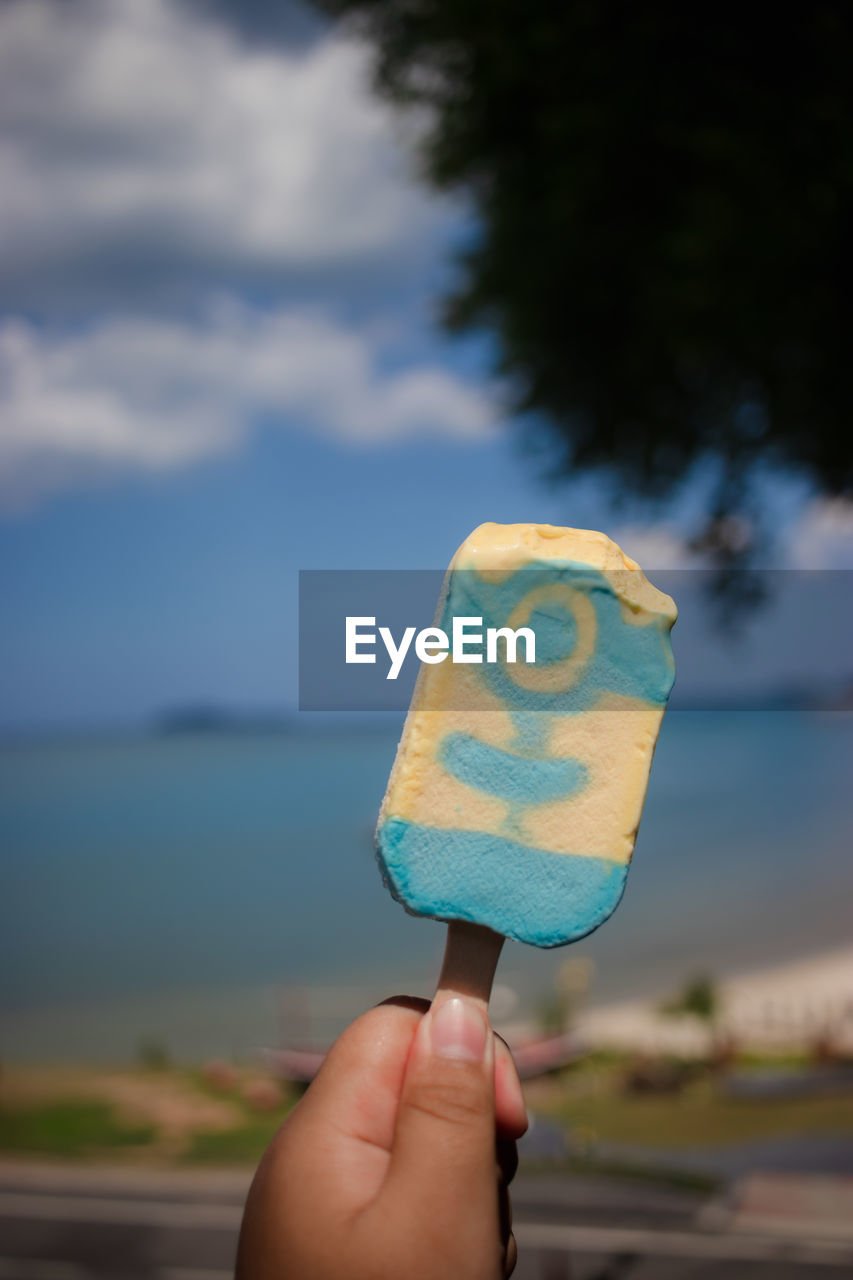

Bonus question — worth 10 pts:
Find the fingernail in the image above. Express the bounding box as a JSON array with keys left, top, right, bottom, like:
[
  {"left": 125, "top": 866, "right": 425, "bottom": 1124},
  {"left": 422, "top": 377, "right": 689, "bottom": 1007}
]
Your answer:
[{"left": 429, "top": 996, "right": 488, "bottom": 1061}]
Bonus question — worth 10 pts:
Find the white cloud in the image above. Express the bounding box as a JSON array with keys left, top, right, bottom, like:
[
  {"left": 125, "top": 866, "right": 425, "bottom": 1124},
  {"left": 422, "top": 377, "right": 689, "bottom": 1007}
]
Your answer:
[
  {"left": 0, "top": 0, "right": 488, "bottom": 509},
  {"left": 0, "top": 303, "right": 492, "bottom": 506},
  {"left": 614, "top": 499, "right": 853, "bottom": 571},
  {"left": 611, "top": 523, "right": 697, "bottom": 570},
  {"left": 0, "top": 0, "right": 443, "bottom": 297},
  {"left": 786, "top": 497, "right": 853, "bottom": 569}
]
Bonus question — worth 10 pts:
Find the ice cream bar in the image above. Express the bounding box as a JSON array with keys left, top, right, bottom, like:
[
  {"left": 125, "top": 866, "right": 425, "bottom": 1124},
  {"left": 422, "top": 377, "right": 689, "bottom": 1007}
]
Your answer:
[{"left": 375, "top": 523, "right": 677, "bottom": 952}]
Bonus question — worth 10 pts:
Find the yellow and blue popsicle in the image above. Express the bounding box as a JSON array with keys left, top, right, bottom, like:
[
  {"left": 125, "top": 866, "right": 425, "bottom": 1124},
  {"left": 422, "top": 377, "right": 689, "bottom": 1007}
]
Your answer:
[{"left": 376, "top": 523, "right": 677, "bottom": 947}]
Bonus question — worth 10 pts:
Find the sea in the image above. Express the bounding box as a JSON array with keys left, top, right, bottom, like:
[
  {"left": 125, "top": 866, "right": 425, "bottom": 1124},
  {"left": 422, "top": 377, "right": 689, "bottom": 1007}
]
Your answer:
[{"left": 1, "top": 712, "right": 851, "bottom": 1062}]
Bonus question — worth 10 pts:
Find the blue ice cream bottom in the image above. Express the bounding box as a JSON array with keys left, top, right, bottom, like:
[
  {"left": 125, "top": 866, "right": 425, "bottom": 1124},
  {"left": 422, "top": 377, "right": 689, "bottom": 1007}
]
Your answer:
[{"left": 377, "top": 817, "right": 629, "bottom": 947}]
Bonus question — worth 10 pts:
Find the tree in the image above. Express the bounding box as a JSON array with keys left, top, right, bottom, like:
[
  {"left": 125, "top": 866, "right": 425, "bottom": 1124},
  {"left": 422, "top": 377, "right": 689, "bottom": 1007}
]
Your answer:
[
  {"left": 318, "top": 1, "right": 853, "bottom": 556},
  {"left": 660, "top": 975, "right": 718, "bottom": 1026}
]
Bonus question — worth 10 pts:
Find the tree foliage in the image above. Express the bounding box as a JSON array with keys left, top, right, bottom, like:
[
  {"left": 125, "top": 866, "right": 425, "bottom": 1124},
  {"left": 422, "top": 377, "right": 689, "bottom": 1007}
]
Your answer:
[
  {"left": 661, "top": 975, "right": 718, "bottom": 1025},
  {"left": 319, "top": 0, "right": 853, "bottom": 547}
]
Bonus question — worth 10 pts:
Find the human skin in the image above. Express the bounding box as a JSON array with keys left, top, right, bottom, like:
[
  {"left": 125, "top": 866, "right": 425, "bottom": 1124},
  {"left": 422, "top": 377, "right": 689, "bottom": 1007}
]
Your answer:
[{"left": 236, "top": 994, "right": 528, "bottom": 1280}]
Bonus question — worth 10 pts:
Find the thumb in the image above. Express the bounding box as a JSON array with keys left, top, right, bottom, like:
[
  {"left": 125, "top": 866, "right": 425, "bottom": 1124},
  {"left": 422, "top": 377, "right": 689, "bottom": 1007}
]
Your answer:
[{"left": 382, "top": 994, "right": 500, "bottom": 1251}]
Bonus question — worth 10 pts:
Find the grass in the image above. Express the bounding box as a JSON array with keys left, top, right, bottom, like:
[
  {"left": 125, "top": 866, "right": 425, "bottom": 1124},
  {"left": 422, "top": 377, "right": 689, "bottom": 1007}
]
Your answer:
[
  {"left": 0, "top": 1101, "right": 156, "bottom": 1158},
  {"left": 535, "top": 1080, "right": 853, "bottom": 1148},
  {"left": 520, "top": 1152, "right": 721, "bottom": 1194},
  {"left": 177, "top": 1067, "right": 298, "bottom": 1162},
  {"left": 182, "top": 1111, "right": 292, "bottom": 1165},
  {"left": 4, "top": 1058, "right": 851, "bottom": 1167},
  {"left": 0, "top": 1065, "right": 298, "bottom": 1164}
]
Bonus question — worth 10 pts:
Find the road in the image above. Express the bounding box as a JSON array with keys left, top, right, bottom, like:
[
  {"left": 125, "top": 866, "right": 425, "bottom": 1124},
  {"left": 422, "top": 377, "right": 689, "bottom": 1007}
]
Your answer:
[{"left": 1, "top": 1162, "right": 852, "bottom": 1280}]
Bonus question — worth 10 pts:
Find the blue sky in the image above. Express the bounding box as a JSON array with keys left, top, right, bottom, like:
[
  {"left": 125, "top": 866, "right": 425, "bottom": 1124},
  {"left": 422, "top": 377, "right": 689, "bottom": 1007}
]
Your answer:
[
  {"left": 2, "top": 428, "right": 613, "bottom": 730},
  {"left": 1, "top": 0, "right": 852, "bottom": 732}
]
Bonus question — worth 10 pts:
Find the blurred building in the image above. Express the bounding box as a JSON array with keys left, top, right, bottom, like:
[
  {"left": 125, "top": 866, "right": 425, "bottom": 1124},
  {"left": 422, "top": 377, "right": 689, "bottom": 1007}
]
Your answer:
[{"left": 577, "top": 947, "right": 853, "bottom": 1056}]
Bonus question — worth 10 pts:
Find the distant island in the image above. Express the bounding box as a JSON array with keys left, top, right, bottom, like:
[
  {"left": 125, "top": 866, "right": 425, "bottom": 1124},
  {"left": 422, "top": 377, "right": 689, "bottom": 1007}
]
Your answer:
[
  {"left": 154, "top": 678, "right": 853, "bottom": 735},
  {"left": 152, "top": 705, "right": 403, "bottom": 735},
  {"left": 154, "top": 705, "right": 296, "bottom": 735},
  {"left": 669, "top": 678, "right": 853, "bottom": 713}
]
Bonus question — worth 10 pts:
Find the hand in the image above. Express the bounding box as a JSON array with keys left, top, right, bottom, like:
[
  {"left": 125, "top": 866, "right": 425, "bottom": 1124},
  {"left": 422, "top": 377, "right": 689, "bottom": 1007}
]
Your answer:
[{"left": 236, "top": 993, "right": 528, "bottom": 1280}]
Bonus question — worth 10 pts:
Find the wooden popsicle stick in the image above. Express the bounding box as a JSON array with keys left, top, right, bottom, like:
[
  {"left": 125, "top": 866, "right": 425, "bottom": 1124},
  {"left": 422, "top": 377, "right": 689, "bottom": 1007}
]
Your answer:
[{"left": 435, "top": 919, "right": 505, "bottom": 1009}]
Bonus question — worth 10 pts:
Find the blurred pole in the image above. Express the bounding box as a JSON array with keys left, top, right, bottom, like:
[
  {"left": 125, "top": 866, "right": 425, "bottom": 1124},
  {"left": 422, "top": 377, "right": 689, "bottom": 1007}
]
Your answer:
[
  {"left": 279, "top": 983, "right": 311, "bottom": 1049},
  {"left": 555, "top": 956, "right": 595, "bottom": 1034}
]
